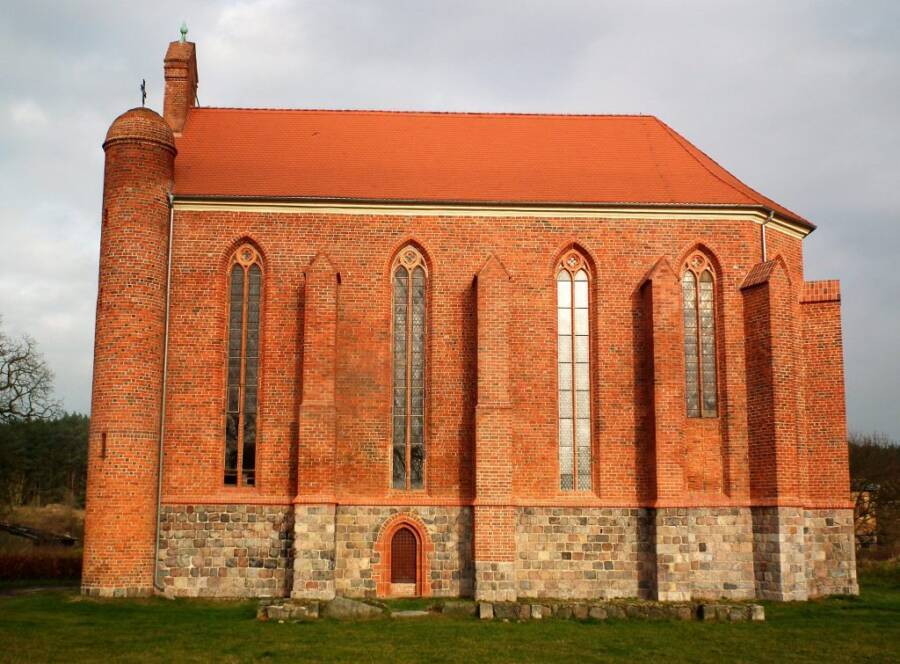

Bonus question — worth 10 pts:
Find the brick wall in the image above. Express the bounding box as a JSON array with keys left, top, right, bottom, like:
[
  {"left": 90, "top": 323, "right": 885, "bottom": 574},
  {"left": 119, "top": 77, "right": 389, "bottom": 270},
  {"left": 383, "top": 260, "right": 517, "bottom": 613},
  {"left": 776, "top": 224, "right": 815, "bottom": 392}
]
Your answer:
[{"left": 160, "top": 211, "right": 812, "bottom": 507}]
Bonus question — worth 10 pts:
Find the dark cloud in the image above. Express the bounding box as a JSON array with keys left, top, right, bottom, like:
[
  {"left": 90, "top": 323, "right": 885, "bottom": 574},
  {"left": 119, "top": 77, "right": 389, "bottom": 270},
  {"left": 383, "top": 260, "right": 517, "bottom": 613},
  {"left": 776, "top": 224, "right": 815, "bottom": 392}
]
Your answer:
[{"left": 1, "top": 0, "right": 897, "bottom": 437}]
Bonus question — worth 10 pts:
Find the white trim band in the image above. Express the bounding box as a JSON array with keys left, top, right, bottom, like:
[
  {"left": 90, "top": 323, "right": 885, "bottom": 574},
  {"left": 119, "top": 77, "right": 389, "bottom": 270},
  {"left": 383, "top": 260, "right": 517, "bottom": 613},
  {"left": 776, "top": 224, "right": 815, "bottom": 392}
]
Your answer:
[{"left": 172, "top": 198, "right": 811, "bottom": 240}]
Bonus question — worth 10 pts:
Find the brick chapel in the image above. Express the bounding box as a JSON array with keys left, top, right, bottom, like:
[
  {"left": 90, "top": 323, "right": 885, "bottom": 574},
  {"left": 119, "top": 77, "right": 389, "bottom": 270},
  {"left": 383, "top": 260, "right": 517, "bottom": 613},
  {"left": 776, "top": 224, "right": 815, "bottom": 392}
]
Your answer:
[{"left": 82, "top": 37, "right": 858, "bottom": 601}]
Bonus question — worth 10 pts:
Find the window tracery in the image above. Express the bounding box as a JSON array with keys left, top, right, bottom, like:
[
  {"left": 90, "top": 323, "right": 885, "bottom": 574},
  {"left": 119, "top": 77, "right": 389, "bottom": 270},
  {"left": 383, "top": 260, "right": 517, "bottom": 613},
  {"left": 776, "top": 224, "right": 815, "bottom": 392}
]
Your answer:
[
  {"left": 392, "top": 246, "right": 427, "bottom": 489},
  {"left": 682, "top": 252, "right": 718, "bottom": 418},
  {"left": 556, "top": 250, "right": 592, "bottom": 491},
  {"left": 224, "top": 243, "right": 262, "bottom": 486}
]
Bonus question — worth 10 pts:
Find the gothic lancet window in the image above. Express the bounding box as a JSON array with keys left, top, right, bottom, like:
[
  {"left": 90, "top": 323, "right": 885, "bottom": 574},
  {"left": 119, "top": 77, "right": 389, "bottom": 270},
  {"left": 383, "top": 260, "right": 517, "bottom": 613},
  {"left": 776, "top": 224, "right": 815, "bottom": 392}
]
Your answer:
[
  {"left": 682, "top": 253, "right": 718, "bottom": 418},
  {"left": 557, "top": 250, "right": 592, "bottom": 491},
  {"left": 224, "top": 243, "right": 262, "bottom": 486},
  {"left": 392, "top": 246, "right": 427, "bottom": 490}
]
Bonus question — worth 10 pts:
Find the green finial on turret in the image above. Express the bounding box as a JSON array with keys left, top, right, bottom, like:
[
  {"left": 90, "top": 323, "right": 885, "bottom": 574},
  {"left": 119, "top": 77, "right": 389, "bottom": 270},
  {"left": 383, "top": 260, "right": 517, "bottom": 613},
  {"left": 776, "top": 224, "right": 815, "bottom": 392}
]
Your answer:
[{"left": 180, "top": 21, "right": 188, "bottom": 43}]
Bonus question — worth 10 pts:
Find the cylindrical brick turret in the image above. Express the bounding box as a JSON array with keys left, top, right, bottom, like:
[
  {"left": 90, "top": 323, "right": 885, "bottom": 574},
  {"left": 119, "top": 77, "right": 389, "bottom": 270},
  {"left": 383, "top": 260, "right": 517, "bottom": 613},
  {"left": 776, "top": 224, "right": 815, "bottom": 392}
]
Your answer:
[{"left": 81, "top": 108, "right": 176, "bottom": 597}]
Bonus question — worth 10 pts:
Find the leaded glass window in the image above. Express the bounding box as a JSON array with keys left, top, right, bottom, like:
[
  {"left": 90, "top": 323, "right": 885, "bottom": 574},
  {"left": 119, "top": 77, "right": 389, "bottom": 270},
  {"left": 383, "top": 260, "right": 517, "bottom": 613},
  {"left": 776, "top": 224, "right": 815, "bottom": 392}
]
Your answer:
[
  {"left": 224, "top": 243, "right": 262, "bottom": 486},
  {"left": 682, "top": 253, "right": 718, "bottom": 418},
  {"left": 557, "top": 250, "right": 592, "bottom": 491},
  {"left": 392, "top": 247, "right": 427, "bottom": 490}
]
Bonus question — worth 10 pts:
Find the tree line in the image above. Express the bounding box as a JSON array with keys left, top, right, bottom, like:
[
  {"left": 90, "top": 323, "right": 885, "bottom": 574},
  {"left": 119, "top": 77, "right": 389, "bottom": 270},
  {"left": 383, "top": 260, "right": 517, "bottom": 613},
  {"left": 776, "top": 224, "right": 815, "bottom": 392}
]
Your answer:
[{"left": 0, "top": 413, "right": 88, "bottom": 507}]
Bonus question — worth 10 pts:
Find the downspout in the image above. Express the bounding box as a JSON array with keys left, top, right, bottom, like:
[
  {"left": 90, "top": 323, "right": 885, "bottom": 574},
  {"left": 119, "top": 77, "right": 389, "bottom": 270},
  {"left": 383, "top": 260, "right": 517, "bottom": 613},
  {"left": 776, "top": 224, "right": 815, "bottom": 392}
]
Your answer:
[
  {"left": 761, "top": 209, "right": 774, "bottom": 262},
  {"left": 154, "top": 192, "right": 175, "bottom": 592}
]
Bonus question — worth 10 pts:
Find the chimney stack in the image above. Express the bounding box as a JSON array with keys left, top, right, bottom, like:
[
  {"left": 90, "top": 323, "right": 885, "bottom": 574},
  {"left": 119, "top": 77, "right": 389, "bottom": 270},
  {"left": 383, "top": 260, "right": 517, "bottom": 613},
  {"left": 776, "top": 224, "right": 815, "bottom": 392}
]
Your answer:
[{"left": 163, "top": 33, "right": 198, "bottom": 134}]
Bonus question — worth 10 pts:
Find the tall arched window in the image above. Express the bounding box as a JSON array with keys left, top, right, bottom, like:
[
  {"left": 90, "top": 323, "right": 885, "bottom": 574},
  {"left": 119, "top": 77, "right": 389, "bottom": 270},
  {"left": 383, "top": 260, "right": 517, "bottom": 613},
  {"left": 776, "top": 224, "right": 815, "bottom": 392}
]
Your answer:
[
  {"left": 682, "top": 253, "right": 718, "bottom": 418},
  {"left": 224, "top": 243, "right": 263, "bottom": 486},
  {"left": 392, "top": 246, "right": 427, "bottom": 490},
  {"left": 557, "top": 250, "right": 592, "bottom": 491}
]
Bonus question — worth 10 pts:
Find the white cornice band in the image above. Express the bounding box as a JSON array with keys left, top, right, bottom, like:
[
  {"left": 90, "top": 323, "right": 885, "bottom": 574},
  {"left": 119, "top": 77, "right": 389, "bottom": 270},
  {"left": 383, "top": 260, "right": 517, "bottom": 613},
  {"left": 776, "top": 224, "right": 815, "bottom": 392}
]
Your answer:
[{"left": 172, "top": 198, "right": 811, "bottom": 240}]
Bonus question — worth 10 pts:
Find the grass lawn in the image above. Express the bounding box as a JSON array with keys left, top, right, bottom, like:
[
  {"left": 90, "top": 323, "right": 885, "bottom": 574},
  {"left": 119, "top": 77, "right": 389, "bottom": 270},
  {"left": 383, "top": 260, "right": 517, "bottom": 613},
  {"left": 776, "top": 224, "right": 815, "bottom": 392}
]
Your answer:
[{"left": 1, "top": 569, "right": 898, "bottom": 663}]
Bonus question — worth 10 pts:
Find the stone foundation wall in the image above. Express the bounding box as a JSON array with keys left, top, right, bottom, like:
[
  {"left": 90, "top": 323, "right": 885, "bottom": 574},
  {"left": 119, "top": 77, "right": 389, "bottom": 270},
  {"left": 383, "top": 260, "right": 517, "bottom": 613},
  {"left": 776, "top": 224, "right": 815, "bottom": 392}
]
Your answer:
[
  {"left": 155, "top": 503, "right": 856, "bottom": 601},
  {"left": 515, "top": 508, "right": 655, "bottom": 600},
  {"left": 333, "top": 506, "right": 473, "bottom": 598},
  {"left": 157, "top": 504, "right": 293, "bottom": 598},
  {"left": 655, "top": 507, "right": 755, "bottom": 601},
  {"left": 475, "top": 561, "right": 517, "bottom": 602},
  {"left": 292, "top": 504, "right": 337, "bottom": 600},
  {"left": 752, "top": 506, "right": 808, "bottom": 601},
  {"left": 804, "top": 508, "right": 858, "bottom": 597}
]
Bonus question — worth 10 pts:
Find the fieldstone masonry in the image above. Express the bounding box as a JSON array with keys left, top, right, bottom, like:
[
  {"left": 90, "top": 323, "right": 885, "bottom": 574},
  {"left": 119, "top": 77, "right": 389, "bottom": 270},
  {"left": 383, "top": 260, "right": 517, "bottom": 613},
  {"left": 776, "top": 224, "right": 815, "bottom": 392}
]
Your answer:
[
  {"left": 655, "top": 507, "right": 755, "bottom": 601},
  {"left": 156, "top": 505, "right": 293, "bottom": 598},
  {"left": 516, "top": 508, "right": 655, "bottom": 600},
  {"left": 291, "top": 505, "right": 337, "bottom": 600},
  {"left": 804, "top": 508, "right": 858, "bottom": 597},
  {"left": 752, "top": 507, "right": 808, "bottom": 600},
  {"left": 155, "top": 503, "right": 856, "bottom": 601},
  {"left": 475, "top": 561, "right": 517, "bottom": 602},
  {"left": 291, "top": 505, "right": 473, "bottom": 599},
  {"left": 334, "top": 506, "right": 473, "bottom": 598}
]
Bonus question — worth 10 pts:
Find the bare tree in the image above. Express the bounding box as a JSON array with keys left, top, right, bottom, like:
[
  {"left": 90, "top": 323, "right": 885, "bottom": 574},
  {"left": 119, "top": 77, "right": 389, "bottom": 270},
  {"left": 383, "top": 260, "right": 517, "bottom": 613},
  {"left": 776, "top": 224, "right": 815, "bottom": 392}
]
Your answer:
[{"left": 0, "top": 318, "right": 61, "bottom": 423}]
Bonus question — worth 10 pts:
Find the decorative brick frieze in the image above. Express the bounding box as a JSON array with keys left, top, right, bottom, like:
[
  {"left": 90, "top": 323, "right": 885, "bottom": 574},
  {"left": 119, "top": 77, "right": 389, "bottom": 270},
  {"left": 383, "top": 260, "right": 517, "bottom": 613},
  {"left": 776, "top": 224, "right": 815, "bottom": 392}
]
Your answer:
[{"left": 156, "top": 505, "right": 293, "bottom": 598}]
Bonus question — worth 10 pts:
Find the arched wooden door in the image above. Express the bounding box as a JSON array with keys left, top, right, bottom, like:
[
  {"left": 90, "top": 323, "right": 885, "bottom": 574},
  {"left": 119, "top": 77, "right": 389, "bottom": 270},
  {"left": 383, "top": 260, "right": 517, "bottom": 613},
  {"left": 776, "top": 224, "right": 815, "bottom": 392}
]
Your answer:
[{"left": 390, "top": 527, "right": 418, "bottom": 584}]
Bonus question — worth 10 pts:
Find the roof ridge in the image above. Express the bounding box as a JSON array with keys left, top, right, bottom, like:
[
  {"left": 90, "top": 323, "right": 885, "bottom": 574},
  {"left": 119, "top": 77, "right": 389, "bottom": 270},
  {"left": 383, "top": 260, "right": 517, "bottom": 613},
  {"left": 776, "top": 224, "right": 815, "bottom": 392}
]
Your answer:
[
  {"left": 638, "top": 117, "right": 675, "bottom": 203},
  {"left": 652, "top": 117, "right": 757, "bottom": 206},
  {"left": 191, "top": 106, "right": 655, "bottom": 119},
  {"left": 652, "top": 117, "right": 809, "bottom": 224}
]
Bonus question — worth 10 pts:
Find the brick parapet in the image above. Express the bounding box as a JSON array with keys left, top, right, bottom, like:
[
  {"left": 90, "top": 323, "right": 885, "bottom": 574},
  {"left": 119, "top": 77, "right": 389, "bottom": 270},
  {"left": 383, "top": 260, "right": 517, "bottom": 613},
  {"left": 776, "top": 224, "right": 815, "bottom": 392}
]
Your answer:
[{"left": 800, "top": 279, "right": 840, "bottom": 304}]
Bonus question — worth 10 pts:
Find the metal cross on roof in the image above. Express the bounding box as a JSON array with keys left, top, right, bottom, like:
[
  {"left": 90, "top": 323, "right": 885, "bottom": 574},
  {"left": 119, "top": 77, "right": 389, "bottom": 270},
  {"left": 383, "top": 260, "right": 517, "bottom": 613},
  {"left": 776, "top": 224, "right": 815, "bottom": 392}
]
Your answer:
[{"left": 140, "top": 79, "right": 146, "bottom": 107}]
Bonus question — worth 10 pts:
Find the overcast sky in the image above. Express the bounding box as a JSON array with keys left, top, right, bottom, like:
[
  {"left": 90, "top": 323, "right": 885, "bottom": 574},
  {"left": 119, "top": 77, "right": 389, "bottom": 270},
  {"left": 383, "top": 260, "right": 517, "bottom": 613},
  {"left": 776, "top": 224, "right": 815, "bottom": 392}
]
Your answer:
[{"left": 1, "top": 1, "right": 897, "bottom": 439}]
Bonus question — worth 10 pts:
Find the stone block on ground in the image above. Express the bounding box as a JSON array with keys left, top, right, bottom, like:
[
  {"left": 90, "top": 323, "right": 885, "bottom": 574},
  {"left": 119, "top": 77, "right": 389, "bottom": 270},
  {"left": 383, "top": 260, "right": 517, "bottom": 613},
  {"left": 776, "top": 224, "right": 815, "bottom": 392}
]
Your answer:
[
  {"left": 588, "top": 606, "right": 608, "bottom": 620},
  {"left": 493, "top": 602, "right": 518, "bottom": 620},
  {"left": 322, "top": 596, "right": 385, "bottom": 620},
  {"left": 441, "top": 600, "right": 477, "bottom": 617},
  {"left": 392, "top": 610, "right": 430, "bottom": 619}
]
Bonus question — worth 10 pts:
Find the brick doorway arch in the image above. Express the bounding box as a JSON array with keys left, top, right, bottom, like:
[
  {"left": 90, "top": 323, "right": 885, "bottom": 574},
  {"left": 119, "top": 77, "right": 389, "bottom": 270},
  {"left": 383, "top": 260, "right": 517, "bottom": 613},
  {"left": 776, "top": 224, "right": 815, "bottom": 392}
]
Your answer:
[{"left": 373, "top": 513, "right": 434, "bottom": 598}]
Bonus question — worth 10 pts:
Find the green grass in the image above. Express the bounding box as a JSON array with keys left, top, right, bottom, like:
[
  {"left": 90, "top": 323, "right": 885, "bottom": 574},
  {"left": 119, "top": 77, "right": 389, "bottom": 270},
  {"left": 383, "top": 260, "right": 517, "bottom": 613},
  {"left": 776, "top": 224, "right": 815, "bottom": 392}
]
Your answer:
[{"left": 1, "top": 571, "right": 898, "bottom": 663}]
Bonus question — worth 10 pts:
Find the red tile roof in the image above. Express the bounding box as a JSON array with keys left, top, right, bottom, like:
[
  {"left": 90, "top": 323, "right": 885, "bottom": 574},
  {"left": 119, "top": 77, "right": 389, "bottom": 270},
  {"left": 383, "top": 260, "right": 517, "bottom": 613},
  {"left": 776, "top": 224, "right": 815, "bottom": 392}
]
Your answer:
[{"left": 173, "top": 108, "right": 809, "bottom": 226}]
